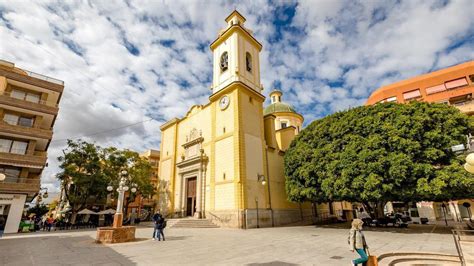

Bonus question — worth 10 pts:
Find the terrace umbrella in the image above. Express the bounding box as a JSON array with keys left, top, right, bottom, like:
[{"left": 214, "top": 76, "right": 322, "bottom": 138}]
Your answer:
[
  {"left": 77, "top": 209, "right": 98, "bottom": 215},
  {"left": 97, "top": 209, "right": 115, "bottom": 215}
]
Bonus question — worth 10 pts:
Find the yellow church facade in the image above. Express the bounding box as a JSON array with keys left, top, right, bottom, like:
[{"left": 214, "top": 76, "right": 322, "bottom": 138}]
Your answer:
[{"left": 158, "top": 11, "right": 312, "bottom": 228}]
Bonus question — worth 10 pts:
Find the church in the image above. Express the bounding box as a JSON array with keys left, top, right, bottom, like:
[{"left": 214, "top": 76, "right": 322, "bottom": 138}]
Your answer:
[{"left": 158, "top": 11, "right": 313, "bottom": 228}]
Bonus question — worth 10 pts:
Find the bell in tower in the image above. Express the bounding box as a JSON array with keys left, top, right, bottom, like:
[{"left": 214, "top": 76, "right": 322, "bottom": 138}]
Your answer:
[{"left": 210, "top": 10, "right": 263, "bottom": 95}]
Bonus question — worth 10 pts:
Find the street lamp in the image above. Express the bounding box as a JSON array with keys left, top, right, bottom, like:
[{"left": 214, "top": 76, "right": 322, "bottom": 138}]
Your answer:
[
  {"left": 0, "top": 173, "right": 5, "bottom": 181},
  {"left": 107, "top": 170, "right": 137, "bottom": 228},
  {"left": 37, "top": 187, "right": 48, "bottom": 205},
  {"left": 255, "top": 174, "right": 267, "bottom": 229}
]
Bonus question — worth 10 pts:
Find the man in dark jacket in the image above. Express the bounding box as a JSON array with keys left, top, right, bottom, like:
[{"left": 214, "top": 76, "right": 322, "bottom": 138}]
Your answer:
[
  {"left": 152, "top": 211, "right": 161, "bottom": 240},
  {"left": 156, "top": 213, "right": 165, "bottom": 241}
]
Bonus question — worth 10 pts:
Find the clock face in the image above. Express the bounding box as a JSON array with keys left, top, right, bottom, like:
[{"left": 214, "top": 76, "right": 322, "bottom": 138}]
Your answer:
[{"left": 219, "top": 95, "right": 230, "bottom": 110}]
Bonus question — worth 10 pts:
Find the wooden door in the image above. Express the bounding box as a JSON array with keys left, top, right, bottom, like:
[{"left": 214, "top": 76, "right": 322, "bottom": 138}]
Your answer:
[{"left": 186, "top": 177, "right": 197, "bottom": 216}]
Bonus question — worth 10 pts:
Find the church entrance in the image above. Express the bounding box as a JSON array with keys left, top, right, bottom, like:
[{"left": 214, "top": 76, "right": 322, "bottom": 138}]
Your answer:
[{"left": 186, "top": 177, "right": 197, "bottom": 217}]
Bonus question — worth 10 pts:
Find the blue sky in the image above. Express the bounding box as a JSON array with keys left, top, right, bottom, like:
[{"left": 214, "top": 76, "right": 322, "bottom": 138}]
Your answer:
[{"left": 0, "top": 0, "right": 473, "bottom": 191}]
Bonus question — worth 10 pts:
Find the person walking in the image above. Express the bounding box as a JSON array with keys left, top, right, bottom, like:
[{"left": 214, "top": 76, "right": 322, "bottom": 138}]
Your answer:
[
  {"left": 152, "top": 211, "right": 162, "bottom": 240},
  {"left": 349, "top": 218, "right": 369, "bottom": 266},
  {"left": 156, "top": 214, "right": 166, "bottom": 241}
]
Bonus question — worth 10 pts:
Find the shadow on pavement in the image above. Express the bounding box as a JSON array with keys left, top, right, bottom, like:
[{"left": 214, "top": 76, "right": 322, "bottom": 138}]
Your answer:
[
  {"left": 0, "top": 235, "right": 136, "bottom": 265},
  {"left": 246, "top": 261, "right": 298, "bottom": 266},
  {"left": 317, "top": 222, "right": 455, "bottom": 234}
]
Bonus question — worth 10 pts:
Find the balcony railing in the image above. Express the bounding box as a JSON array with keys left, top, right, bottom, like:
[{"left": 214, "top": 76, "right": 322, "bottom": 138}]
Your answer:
[
  {"left": 453, "top": 100, "right": 474, "bottom": 114},
  {"left": 0, "top": 92, "right": 59, "bottom": 116},
  {"left": 0, "top": 91, "right": 58, "bottom": 108},
  {"left": 0, "top": 119, "right": 53, "bottom": 139},
  {"left": 0, "top": 177, "right": 41, "bottom": 193},
  {"left": 0, "top": 151, "right": 47, "bottom": 168}
]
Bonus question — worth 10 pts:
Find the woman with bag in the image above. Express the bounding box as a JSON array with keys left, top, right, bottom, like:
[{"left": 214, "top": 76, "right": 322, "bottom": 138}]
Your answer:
[{"left": 349, "top": 218, "right": 369, "bottom": 266}]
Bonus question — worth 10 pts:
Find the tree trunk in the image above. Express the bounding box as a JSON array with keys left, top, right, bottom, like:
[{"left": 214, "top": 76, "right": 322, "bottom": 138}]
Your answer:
[{"left": 375, "top": 202, "right": 386, "bottom": 219}]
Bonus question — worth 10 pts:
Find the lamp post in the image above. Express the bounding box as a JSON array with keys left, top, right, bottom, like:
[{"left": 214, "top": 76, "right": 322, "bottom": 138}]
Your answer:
[
  {"left": 464, "top": 153, "right": 474, "bottom": 173},
  {"left": 255, "top": 174, "right": 267, "bottom": 229},
  {"left": 107, "top": 170, "right": 137, "bottom": 228}
]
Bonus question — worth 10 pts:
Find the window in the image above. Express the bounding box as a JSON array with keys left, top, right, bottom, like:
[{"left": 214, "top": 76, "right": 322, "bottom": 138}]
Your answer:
[
  {"left": 0, "top": 138, "right": 28, "bottom": 154},
  {"left": 3, "top": 114, "right": 19, "bottom": 125},
  {"left": 469, "top": 74, "right": 474, "bottom": 83},
  {"left": 10, "top": 89, "right": 40, "bottom": 103},
  {"left": 0, "top": 139, "right": 12, "bottom": 153},
  {"left": 403, "top": 89, "right": 421, "bottom": 100},
  {"left": 11, "top": 141, "right": 28, "bottom": 154},
  {"left": 0, "top": 167, "right": 21, "bottom": 183},
  {"left": 246, "top": 52, "right": 252, "bottom": 72},
  {"left": 220, "top": 52, "right": 228, "bottom": 72},
  {"left": 11, "top": 90, "right": 26, "bottom": 100},
  {"left": 25, "top": 93, "right": 40, "bottom": 103},
  {"left": 249, "top": 96, "right": 253, "bottom": 103},
  {"left": 426, "top": 84, "right": 447, "bottom": 95},
  {"left": 3, "top": 113, "right": 34, "bottom": 127},
  {"left": 380, "top": 96, "right": 397, "bottom": 103},
  {"left": 18, "top": 117, "right": 34, "bottom": 127},
  {"left": 386, "top": 96, "right": 397, "bottom": 102},
  {"left": 445, "top": 77, "right": 468, "bottom": 90},
  {"left": 281, "top": 122, "right": 287, "bottom": 128}
]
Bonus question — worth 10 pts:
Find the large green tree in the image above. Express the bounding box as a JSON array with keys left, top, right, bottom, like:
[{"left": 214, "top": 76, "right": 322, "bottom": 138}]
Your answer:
[
  {"left": 57, "top": 140, "right": 108, "bottom": 221},
  {"left": 285, "top": 102, "right": 474, "bottom": 217}
]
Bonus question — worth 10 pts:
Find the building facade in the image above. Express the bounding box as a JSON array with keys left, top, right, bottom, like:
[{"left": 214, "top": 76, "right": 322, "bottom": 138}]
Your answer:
[
  {"left": 367, "top": 60, "right": 474, "bottom": 222},
  {"left": 158, "top": 11, "right": 312, "bottom": 228},
  {"left": 0, "top": 59, "right": 63, "bottom": 233}
]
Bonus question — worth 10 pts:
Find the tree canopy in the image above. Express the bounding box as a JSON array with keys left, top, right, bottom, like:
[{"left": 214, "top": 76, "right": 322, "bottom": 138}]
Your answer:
[{"left": 284, "top": 102, "right": 474, "bottom": 213}]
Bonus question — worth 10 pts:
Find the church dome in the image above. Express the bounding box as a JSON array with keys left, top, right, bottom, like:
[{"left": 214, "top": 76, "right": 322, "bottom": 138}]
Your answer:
[
  {"left": 264, "top": 90, "right": 300, "bottom": 116},
  {"left": 264, "top": 102, "right": 298, "bottom": 116}
]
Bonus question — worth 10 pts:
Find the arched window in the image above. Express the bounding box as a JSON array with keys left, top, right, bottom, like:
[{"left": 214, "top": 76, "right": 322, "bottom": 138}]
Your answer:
[
  {"left": 246, "top": 52, "right": 252, "bottom": 72},
  {"left": 220, "top": 52, "right": 228, "bottom": 72}
]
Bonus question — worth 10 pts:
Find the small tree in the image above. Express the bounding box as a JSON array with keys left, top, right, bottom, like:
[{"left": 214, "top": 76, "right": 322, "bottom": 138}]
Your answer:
[
  {"left": 101, "top": 148, "right": 154, "bottom": 216},
  {"left": 285, "top": 102, "right": 474, "bottom": 218},
  {"left": 27, "top": 204, "right": 49, "bottom": 217}
]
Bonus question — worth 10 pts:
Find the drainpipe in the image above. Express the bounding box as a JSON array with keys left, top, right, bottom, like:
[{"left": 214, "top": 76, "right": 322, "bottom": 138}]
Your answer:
[{"left": 265, "top": 146, "right": 274, "bottom": 227}]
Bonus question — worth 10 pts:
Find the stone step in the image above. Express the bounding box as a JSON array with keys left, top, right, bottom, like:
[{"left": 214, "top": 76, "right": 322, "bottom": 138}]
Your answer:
[
  {"left": 378, "top": 252, "right": 460, "bottom": 266},
  {"left": 168, "top": 218, "right": 219, "bottom": 229}
]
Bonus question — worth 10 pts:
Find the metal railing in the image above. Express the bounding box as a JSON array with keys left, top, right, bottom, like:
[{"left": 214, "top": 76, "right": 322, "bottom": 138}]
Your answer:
[
  {"left": 0, "top": 91, "right": 59, "bottom": 108},
  {"left": 22, "top": 69, "right": 64, "bottom": 85},
  {"left": 452, "top": 229, "right": 474, "bottom": 266}
]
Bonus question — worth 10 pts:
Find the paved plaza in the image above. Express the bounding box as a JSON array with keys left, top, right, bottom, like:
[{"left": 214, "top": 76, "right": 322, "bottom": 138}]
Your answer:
[{"left": 0, "top": 223, "right": 464, "bottom": 266}]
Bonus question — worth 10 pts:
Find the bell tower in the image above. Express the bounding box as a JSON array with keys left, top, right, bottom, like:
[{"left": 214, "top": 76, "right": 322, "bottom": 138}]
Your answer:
[{"left": 210, "top": 10, "right": 263, "bottom": 94}]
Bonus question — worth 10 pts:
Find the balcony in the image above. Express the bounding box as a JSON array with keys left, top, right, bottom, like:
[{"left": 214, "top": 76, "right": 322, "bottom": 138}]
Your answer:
[
  {"left": 453, "top": 100, "right": 474, "bottom": 115},
  {"left": 0, "top": 177, "right": 40, "bottom": 194},
  {"left": 0, "top": 91, "right": 59, "bottom": 115},
  {"left": 0, "top": 120, "right": 52, "bottom": 140},
  {"left": 0, "top": 151, "right": 47, "bottom": 169}
]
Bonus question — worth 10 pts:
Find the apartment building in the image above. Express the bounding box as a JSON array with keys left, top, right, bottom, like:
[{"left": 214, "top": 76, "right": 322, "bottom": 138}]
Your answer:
[
  {"left": 367, "top": 60, "right": 474, "bottom": 222},
  {"left": 367, "top": 60, "right": 474, "bottom": 114},
  {"left": 0, "top": 60, "right": 63, "bottom": 234}
]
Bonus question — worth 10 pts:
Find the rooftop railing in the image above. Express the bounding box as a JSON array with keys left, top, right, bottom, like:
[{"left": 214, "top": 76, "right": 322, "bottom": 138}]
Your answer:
[{"left": 22, "top": 69, "right": 64, "bottom": 85}]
